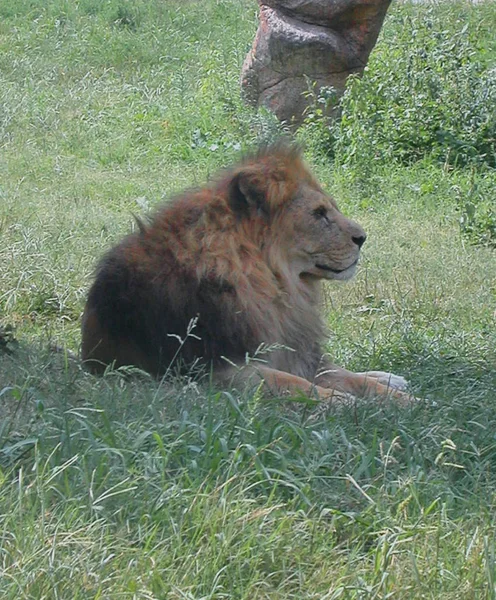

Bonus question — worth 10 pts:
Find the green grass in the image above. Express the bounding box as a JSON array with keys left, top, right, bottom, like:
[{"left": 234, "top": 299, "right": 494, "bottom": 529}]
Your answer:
[{"left": 1, "top": 0, "right": 496, "bottom": 597}]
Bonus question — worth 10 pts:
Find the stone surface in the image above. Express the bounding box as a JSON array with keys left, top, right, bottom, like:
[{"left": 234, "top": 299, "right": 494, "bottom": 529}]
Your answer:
[{"left": 241, "top": 0, "right": 392, "bottom": 125}]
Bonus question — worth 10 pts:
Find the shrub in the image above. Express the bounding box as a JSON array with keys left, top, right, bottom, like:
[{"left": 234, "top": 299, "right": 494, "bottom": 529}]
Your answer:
[
  {"left": 456, "top": 173, "right": 496, "bottom": 248},
  {"left": 302, "top": 4, "right": 496, "bottom": 170}
]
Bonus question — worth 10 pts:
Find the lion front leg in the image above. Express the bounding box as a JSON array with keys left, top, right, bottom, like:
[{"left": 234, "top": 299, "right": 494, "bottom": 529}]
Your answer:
[{"left": 217, "top": 363, "right": 351, "bottom": 403}]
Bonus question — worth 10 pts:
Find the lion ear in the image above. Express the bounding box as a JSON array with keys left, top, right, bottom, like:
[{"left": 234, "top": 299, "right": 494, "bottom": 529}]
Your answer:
[{"left": 229, "top": 171, "right": 268, "bottom": 218}]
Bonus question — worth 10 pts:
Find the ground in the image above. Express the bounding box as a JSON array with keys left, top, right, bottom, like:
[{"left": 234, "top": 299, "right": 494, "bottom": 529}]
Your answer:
[{"left": 1, "top": 0, "right": 495, "bottom": 597}]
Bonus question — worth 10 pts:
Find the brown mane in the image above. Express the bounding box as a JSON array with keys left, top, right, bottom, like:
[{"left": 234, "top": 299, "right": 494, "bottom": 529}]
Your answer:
[{"left": 81, "top": 144, "right": 414, "bottom": 404}]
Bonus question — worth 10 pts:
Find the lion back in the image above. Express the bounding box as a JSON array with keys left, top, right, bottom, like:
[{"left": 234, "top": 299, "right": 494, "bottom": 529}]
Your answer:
[{"left": 81, "top": 205, "right": 260, "bottom": 375}]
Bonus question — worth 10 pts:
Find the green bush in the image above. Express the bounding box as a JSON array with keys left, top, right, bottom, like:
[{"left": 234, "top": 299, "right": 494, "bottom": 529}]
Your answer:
[
  {"left": 303, "top": 4, "right": 496, "bottom": 170},
  {"left": 456, "top": 173, "right": 496, "bottom": 248}
]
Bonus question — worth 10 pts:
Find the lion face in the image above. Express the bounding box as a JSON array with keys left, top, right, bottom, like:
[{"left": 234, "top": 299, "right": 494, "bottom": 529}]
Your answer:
[
  {"left": 229, "top": 146, "right": 367, "bottom": 284},
  {"left": 285, "top": 182, "right": 367, "bottom": 282}
]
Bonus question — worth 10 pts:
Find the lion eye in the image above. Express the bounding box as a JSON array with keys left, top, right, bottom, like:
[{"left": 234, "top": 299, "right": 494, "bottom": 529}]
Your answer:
[{"left": 313, "top": 206, "right": 328, "bottom": 219}]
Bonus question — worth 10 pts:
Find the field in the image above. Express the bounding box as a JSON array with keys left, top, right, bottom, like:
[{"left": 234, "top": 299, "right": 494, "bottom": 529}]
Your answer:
[{"left": 1, "top": 0, "right": 496, "bottom": 597}]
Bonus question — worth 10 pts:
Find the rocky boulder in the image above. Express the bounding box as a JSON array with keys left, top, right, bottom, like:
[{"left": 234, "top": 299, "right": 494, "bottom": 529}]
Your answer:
[{"left": 241, "top": 0, "right": 392, "bottom": 125}]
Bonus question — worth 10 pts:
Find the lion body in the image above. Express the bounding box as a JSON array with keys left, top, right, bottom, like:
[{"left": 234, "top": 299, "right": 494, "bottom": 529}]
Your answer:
[{"left": 82, "top": 145, "right": 412, "bottom": 403}]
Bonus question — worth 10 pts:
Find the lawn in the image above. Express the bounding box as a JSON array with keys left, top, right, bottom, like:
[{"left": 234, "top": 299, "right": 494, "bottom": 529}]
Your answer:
[{"left": 1, "top": 0, "right": 496, "bottom": 597}]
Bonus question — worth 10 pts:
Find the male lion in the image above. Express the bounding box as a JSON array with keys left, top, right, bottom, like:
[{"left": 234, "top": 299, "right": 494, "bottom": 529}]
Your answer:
[{"left": 81, "top": 144, "right": 412, "bottom": 404}]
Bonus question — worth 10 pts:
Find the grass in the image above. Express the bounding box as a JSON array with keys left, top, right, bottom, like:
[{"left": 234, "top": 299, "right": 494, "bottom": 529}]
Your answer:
[{"left": 1, "top": 0, "right": 496, "bottom": 597}]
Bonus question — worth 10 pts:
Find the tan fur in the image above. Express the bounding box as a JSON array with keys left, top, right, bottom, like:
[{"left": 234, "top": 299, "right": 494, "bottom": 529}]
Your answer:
[{"left": 81, "top": 144, "right": 413, "bottom": 405}]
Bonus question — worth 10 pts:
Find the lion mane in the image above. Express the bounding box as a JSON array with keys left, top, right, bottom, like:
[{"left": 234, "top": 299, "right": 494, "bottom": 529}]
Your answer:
[{"left": 81, "top": 144, "right": 412, "bottom": 403}]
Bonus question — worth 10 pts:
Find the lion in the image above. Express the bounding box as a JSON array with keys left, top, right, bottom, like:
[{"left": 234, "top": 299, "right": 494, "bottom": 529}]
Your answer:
[{"left": 81, "top": 144, "right": 412, "bottom": 404}]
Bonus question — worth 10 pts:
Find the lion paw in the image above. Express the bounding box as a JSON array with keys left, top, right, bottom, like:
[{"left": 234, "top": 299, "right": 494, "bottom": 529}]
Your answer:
[{"left": 358, "top": 371, "right": 410, "bottom": 391}]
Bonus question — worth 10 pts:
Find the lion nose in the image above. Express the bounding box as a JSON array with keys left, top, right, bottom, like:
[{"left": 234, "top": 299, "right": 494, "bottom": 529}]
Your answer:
[{"left": 352, "top": 234, "right": 366, "bottom": 248}]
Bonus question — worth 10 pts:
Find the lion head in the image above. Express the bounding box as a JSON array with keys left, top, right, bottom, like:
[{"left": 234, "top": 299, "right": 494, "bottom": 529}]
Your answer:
[{"left": 226, "top": 144, "right": 366, "bottom": 287}]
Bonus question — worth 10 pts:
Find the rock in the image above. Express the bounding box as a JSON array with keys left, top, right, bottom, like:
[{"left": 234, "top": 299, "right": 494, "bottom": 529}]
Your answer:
[
  {"left": 241, "top": 0, "right": 392, "bottom": 125},
  {"left": 0, "top": 323, "right": 17, "bottom": 355}
]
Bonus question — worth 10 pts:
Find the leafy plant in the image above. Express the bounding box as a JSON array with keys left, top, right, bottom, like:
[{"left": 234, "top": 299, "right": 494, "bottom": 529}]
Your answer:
[
  {"left": 302, "top": 3, "right": 496, "bottom": 170},
  {"left": 456, "top": 173, "right": 496, "bottom": 247}
]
